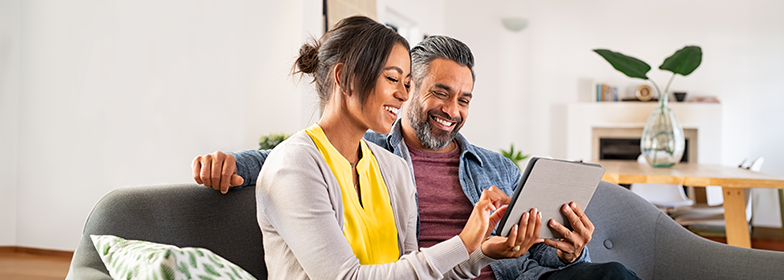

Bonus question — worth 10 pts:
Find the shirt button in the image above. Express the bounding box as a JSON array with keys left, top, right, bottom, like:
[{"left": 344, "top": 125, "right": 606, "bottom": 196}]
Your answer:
[{"left": 603, "top": 239, "right": 613, "bottom": 249}]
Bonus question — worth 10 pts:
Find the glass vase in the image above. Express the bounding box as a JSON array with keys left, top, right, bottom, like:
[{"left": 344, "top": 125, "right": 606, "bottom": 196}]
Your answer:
[{"left": 640, "top": 94, "right": 685, "bottom": 167}]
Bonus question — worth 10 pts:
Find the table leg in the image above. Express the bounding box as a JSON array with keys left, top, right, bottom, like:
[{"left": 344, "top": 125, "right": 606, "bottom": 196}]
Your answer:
[
  {"left": 722, "top": 187, "right": 751, "bottom": 248},
  {"left": 778, "top": 189, "right": 784, "bottom": 242}
]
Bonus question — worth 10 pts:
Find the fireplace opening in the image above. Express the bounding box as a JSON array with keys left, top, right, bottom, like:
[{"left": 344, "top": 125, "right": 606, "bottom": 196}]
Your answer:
[{"left": 599, "top": 138, "right": 689, "bottom": 163}]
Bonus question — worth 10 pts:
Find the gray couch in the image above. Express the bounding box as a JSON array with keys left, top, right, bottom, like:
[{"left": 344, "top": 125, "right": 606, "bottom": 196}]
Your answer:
[{"left": 66, "top": 181, "right": 784, "bottom": 279}]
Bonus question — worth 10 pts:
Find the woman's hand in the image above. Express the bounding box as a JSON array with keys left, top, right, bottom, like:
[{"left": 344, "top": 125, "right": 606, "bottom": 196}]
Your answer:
[
  {"left": 192, "top": 151, "right": 244, "bottom": 194},
  {"left": 481, "top": 208, "right": 543, "bottom": 259},
  {"left": 542, "top": 202, "right": 594, "bottom": 263},
  {"left": 458, "top": 186, "right": 509, "bottom": 253}
]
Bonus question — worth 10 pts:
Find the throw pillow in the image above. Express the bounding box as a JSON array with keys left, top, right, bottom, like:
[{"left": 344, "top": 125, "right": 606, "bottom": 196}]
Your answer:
[{"left": 90, "top": 234, "right": 256, "bottom": 280}]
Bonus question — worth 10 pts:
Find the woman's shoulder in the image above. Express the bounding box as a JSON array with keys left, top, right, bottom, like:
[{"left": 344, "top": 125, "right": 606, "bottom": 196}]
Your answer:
[{"left": 265, "top": 131, "right": 319, "bottom": 164}]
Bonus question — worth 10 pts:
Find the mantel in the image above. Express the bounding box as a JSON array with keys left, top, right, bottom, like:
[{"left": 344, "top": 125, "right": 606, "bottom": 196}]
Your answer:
[{"left": 566, "top": 102, "right": 722, "bottom": 164}]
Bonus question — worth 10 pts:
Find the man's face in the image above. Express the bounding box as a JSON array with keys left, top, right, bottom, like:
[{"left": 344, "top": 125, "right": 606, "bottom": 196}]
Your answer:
[{"left": 404, "top": 58, "right": 473, "bottom": 151}]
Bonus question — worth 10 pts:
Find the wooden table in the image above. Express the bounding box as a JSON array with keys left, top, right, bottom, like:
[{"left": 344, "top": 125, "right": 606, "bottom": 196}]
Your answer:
[{"left": 595, "top": 160, "right": 784, "bottom": 248}]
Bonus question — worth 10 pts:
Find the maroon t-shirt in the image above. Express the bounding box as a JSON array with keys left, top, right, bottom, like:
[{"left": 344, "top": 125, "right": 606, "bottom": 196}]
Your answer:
[{"left": 407, "top": 142, "right": 496, "bottom": 280}]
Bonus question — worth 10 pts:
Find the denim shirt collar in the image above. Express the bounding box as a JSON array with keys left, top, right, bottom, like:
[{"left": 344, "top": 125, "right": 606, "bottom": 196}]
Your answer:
[{"left": 386, "top": 119, "right": 484, "bottom": 168}]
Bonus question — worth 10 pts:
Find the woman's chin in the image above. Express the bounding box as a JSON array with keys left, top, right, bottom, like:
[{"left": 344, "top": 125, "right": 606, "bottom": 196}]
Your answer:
[{"left": 371, "top": 123, "right": 394, "bottom": 135}]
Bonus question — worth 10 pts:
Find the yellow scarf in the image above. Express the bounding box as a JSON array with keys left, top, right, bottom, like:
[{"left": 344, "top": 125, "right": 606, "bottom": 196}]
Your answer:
[{"left": 304, "top": 124, "right": 399, "bottom": 265}]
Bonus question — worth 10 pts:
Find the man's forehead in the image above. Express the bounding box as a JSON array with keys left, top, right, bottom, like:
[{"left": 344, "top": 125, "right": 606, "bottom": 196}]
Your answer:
[{"left": 424, "top": 58, "right": 474, "bottom": 92}]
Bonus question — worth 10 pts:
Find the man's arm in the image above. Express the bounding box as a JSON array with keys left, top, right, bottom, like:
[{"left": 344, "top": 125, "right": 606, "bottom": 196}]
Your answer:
[
  {"left": 193, "top": 131, "right": 387, "bottom": 194},
  {"left": 227, "top": 150, "right": 271, "bottom": 187},
  {"left": 191, "top": 149, "right": 271, "bottom": 193}
]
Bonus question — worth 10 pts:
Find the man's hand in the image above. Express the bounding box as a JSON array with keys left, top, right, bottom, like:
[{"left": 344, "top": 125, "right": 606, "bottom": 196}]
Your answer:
[
  {"left": 481, "top": 207, "right": 543, "bottom": 259},
  {"left": 191, "top": 151, "right": 244, "bottom": 194},
  {"left": 543, "top": 202, "right": 594, "bottom": 263}
]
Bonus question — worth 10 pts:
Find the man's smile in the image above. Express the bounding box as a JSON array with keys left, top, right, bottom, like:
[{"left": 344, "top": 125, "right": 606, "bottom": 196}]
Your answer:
[{"left": 432, "top": 115, "right": 455, "bottom": 129}]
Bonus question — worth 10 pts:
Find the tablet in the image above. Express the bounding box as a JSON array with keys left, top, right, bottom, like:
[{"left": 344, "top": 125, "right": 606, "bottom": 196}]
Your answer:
[{"left": 495, "top": 157, "right": 605, "bottom": 239}]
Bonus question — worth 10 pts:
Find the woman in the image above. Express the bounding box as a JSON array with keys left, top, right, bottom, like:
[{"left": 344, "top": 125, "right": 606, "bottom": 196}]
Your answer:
[{"left": 256, "top": 16, "right": 538, "bottom": 279}]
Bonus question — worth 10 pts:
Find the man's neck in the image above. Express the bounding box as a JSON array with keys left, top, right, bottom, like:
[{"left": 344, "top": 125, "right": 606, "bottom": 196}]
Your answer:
[{"left": 400, "top": 119, "right": 457, "bottom": 154}]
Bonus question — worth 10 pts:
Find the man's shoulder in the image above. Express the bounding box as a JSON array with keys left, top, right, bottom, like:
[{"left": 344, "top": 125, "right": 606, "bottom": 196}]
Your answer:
[{"left": 459, "top": 137, "right": 516, "bottom": 169}]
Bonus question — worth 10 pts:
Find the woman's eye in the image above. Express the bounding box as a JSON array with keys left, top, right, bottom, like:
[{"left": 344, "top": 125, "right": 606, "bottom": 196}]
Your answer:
[{"left": 387, "top": 77, "right": 399, "bottom": 83}]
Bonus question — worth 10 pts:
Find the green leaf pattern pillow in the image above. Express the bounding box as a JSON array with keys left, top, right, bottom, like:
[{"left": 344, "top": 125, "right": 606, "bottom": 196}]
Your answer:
[{"left": 91, "top": 235, "right": 256, "bottom": 280}]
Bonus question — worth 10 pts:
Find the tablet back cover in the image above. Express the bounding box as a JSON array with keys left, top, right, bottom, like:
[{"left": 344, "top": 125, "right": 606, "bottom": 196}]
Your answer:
[{"left": 497, "top": 158, "right": 605, "bottom": 239}]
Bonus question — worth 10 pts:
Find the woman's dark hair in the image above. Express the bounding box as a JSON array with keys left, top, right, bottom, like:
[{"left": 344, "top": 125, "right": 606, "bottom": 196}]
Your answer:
[{"left": 295, "top": 15, "right": 410, "bottom": 110}]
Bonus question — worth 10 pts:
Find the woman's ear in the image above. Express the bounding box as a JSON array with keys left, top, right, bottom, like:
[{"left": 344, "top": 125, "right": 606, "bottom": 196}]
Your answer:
[{"left": 333, "top": 62, "right": 348, "bottom": 96}]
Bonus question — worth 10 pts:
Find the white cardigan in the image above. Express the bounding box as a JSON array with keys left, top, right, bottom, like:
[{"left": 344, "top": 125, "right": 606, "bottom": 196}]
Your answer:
[{"left": 256, "top": 131, "right": 494, "bottom": 280}]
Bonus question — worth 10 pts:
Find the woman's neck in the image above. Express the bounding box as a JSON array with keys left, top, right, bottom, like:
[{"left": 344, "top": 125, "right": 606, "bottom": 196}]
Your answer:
[{"left": 318, "top": 104, "right": 367, "bottom": 164}]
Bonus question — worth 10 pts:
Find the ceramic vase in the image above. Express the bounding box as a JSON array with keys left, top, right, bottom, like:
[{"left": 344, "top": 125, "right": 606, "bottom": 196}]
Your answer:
[{"left": 640, "top": 94, "right": 685, "bottom": 167}]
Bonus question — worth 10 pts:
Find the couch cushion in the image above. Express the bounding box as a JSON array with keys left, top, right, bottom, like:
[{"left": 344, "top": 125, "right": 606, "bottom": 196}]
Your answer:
[{"left": 91, "top": 234, "right": 256, "bottom": 280}]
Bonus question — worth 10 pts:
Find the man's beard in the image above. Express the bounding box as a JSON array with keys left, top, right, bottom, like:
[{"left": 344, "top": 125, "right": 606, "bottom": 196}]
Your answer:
[{"left": 407, "top": 100, "right": 463, "bottom": 150}]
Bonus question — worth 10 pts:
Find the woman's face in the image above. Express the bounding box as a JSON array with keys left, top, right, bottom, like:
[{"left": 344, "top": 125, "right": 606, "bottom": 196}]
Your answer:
[{"left": 354, "top": 43, "right": 411, "bottom": 135}]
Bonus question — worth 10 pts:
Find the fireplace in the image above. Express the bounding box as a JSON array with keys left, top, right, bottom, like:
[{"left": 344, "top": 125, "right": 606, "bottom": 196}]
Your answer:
[
  {"left": 593, "top": 127, "right": 697, "bottom": 163},
  {"left": 566, "top": 103, "right": 721, "bottom": 164}
]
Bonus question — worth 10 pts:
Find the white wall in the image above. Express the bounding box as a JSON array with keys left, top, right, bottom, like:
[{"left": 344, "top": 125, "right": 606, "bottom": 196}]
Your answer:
[
  {"left": 441, "top": 0, "right": 784, "bottom": 227},
  {"left": 5, "top": 0, "right": 784, "bottom": 251},
  {"left": 7, "top": 0, "right": 316, "bottom": 251},
  {"left": 377, "top": 0, "right": 445, "bottom": 46},
  {"left": 0, "top": 0, "right": 21, "bottom": 247}
]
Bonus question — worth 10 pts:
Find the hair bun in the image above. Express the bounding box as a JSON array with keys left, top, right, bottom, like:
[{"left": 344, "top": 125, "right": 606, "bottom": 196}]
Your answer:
[{"left": 296, "top": 43, "right": 320, "bottom": 74}]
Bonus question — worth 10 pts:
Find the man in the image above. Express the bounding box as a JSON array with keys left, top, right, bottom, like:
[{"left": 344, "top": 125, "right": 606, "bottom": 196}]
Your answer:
[{"left": 193, "top": 35, "right": 638, "bottom": 280}]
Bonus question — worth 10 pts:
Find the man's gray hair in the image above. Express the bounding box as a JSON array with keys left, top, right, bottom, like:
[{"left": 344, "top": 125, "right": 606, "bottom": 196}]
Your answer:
[{"left": 410, "top": 35, "right": 476, "bottom": 89}]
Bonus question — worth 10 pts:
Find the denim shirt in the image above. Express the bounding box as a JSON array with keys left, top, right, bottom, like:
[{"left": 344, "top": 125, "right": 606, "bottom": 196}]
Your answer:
[{"left": 230, "top": 120, "right": 589, "bottom": 280}]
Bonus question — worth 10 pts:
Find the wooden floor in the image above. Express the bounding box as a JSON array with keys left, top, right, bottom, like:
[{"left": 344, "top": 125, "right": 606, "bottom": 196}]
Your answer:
[{"left": 0, "top": 250, "right": 72, "bottom": 280}]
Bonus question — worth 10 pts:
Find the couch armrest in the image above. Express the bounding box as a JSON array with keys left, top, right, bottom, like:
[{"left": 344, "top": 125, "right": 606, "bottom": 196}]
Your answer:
[
  {"left": 65, "top": 183, "right": 266, "bottom": 279},
  {"left": 653, "top": 210, "right": 784, "bottom": 279},
  {"left": 587, "top": 181, "right": 784, "bottom": 279}
]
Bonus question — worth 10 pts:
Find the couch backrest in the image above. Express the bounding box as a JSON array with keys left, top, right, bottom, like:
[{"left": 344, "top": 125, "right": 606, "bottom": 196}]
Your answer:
[
  {"left": 66, "top": 183, "right": 267, "bottom": 279},
  {"left": 585, "top": 181, "right": 660, "bottom": 279}
]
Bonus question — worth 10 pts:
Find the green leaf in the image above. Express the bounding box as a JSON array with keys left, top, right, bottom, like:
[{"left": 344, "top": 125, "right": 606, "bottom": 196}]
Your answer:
[
  {"left": 259, "top": 133, "right": 291, "bottom": 150},
  {"left": 189, "top": 251, "right": 197, "bottom": 268},
  {"left": 593, "top": 49, "right": 651, "bottom": 79},
  {"left": 203, "top": 263, "right": 221, "bottom": 277},
  {"left": 161, "top": 263, "right": 176, "bottom": 280},
  {"left": 500, "top": 143, "right": 529, "bottom": 170},
  {"left": 659, "top": 46, "right": 702, "bottom": 76},
  {"left": 177, "top": 261, "right": 192, "bottom": 279}
]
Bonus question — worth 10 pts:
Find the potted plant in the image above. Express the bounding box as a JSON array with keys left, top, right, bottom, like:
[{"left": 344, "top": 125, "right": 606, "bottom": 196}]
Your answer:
[
  {"left": 500, "top": 143, "right": 529, "bottom": 170},
  {"left": 593, "top": 46, "right": 702, "bottom": 167},
  {"left": 259, "top": 133, "right": 290, "bottom": 150}
]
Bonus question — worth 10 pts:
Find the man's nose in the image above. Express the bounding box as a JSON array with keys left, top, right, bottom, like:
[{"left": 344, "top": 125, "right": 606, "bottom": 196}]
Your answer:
[{"left": 441, "top": 99, "right": 459, "bottom": 119}]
